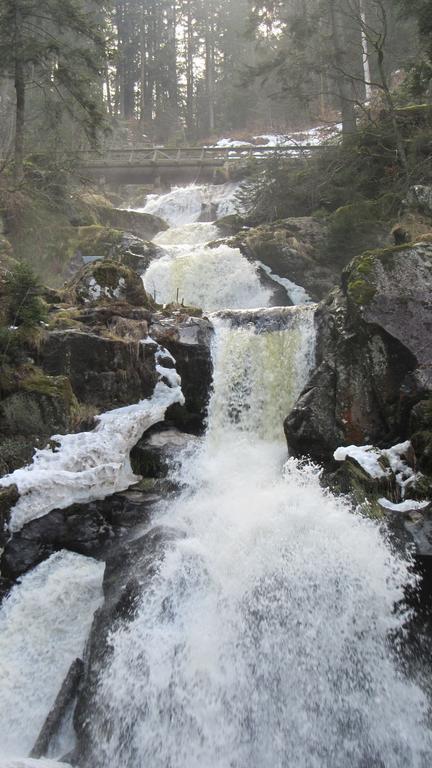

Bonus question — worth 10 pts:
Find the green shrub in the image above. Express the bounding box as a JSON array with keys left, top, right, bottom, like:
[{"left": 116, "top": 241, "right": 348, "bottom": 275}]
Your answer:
[{"left": 4, "top": 262, "right": 47, "bottom": 328}]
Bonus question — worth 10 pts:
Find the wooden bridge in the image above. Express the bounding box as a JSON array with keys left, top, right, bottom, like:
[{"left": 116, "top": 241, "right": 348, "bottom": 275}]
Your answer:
[{"left": 78, "top": 144, "right": 322, "bottom": 186}]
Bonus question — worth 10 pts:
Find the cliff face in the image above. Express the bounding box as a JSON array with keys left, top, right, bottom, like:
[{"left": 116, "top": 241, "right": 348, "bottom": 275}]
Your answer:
[{"left": 285, "top": 242, "right": 432, "bottom": 465}]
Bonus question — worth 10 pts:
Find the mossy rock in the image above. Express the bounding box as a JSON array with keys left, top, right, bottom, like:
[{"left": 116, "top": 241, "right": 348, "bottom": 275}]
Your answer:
[
  {"left": 216, "top": 214, "right": 247, "bottom": 236},
  {"left": 76, "top": 226, "right": 124, "bottom": 260},
  {"left": 0, "top": 367, "right": 79, "bottom": 474},
  {"left": 343, "top": 241, "right": 431, "bottom": 307},
  {"left": 95, "top": 207, "right": 168, "bottom": 240},
  {"left": 66, "top": 259, "right": 153, "bottom": 307}
]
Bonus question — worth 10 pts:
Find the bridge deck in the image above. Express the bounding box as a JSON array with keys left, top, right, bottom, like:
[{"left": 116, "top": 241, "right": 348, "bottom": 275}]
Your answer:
[
  {"left": 78, "top": 144, "right": 324, "bottom": 168},
  {"left": 77, "top": 144, "right": 328, "bottom": 184}
]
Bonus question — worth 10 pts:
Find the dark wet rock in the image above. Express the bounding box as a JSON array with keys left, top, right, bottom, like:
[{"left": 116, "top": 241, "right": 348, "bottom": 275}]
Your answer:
[
  {"left": 150, "top": 315, "right": 213, "bottom": 433},
  {"left": 74, "top": 525, "right": 185, "bottom": 764},
  {"left": 0, "top": 484, "right": 19, "bottom": 549},
  {"left": 231, "top": 217, "right": 333, "bottom": 301},
  {"left": 0, "top": 373, "right": 78, "bottom": 475},
  {"left": 410, "top": 398, "right": 432, "bottom": 475},
  {"left": 131, "top": 426, "right": 199, "bottom": 479},
  {"left": 40, "top": 329, "right": 158, "bottom": 411},
  {"left": 1, "top": 504, "right": 113, "bottom": 580},
  {"left": 95, "top": 206, "right": 168, "bottom": 240},
  {"left": 1, "top": 489, "right": 161, "bottom": 580},
  {"left": 286, "top": 243, "right": 432, "bottom": 463},
  {"left": 0, "top": 575, "right": 13, "bottom": 603}
]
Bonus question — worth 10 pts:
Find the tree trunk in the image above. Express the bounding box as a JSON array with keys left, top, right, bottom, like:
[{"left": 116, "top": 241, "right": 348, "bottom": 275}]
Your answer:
[
  {"left": 329, "top": 0, "right": 357, "bottom": 138},
  {"left": 14, "top": 4, "right": 25, "bottom": 182},
  {"left": 359, "top": 0, "right": 372, "bottom": 101},
  {"left": 186, "top": 0, "right": 195, "bottom": 137}
]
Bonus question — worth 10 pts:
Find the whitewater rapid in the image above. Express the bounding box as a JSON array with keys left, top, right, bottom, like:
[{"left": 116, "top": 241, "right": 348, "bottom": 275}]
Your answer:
[
  {"left": 140, "top": 184, "right": 308, "bottom": 310},
  {"left": 0, "top": 181, "right": 431, "bottom": 767},
  {"left": 85, "top": 310, "right": 432, "bottom": 768}
]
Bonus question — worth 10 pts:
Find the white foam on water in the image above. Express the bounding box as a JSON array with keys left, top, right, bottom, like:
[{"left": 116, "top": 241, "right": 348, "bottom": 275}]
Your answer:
[
  {"left": 0, "top": 382, "right": 183, "bottom": 532},
  {"left": 0, "top": 761, "right": 71, "bottom": 768},
  {"left": 84, "top": 313, "right": 432, "bottom": 767},
  {"left": 138, "top": 183, "right": 240, "bottom": 226},
  {"left": 0, "top": 551, "right": 104, "bottom": 759},
  {"left": 144, "top": 242, "right": 272, "bottom": 311}
]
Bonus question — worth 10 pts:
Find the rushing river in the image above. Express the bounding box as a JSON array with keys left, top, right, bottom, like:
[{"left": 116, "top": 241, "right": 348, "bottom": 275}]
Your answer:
[{"left": 0, "top": 183, "right": 431, "bottom": 767}]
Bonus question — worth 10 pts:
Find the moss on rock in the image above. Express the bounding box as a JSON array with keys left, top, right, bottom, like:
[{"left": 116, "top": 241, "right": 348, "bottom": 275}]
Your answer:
[{"left": 66, "top": 259, "right": 153, "bottom": 307}]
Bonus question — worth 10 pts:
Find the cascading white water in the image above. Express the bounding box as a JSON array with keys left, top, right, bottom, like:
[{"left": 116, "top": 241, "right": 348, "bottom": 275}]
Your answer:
[
  {"left": 85, "top": 306, "right": 432, "bottom": 768},
  {"left": 0, "top": 551, "right": 104, "bottom": 760},
  {"left": 1, "top": 182, "right": 432, "bottom": 768},
  {"left": 140, "top": 184, "right": 310, "bottom": 310},
  {"left": 139, "top": 183, "right": 240, "bottom": 226},
  {"left": 142, "top": 192, "right": 273, "bottom": 311}
]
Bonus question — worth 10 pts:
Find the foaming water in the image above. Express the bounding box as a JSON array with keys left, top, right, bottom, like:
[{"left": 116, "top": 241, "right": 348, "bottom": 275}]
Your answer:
[
  {"left": 209, "top": 308, "right": 316, "bottom": 440},
  {"left": 144, "top": 242, "right": 271, "bottom": 311},
  {"left": 140, "top": 183, "right": 239, "bottom": 226},
  {"left": 0, "top": 551, "right": 104, "bottom": 759},
  {"left": 144, "top": 212, "right": 271, "bottom": 311},
  {"left": 84, "top": 314, "right": 432, "bottom": 767}
]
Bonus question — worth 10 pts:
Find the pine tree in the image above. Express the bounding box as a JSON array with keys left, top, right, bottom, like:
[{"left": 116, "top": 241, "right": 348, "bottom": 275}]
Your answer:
[{"left": 0, "top": 0, "right": 108, "bottom": 181}]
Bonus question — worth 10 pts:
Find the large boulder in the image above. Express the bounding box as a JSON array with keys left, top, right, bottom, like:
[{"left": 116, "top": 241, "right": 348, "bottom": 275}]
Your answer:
[
  {"left": 286, "top": 242, "right": 432, "bottom": 462},
  {"left": 0, "top": 370, "right": 78, "bottom": 475},
  {"left": 150, "top": 314, "right": 213, "bottom": 433},
  {"left": 95, "top": 206, "right": 168, "bottom": 240},
  {"left": 40, "top": 329, "right": 158, "bottom": 411},
  {"left": 66, "top": 259, "right": 152, "bottom": 307},
  {"left": 229, "top": 217, "right": 334, "bottom": 301},
  {"left": 74, "top": 525, "right": 184, "bottom": 765},
  {"left": 1, "top": 488, "right": 161, "bottom": 580}
]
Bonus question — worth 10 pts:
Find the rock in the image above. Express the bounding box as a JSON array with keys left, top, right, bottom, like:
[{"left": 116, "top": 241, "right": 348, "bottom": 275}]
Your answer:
[
  {"left": 404, "top": 185, "right": 432, "bottom": 217},
  {"left": 74, "top": 526, "right": 185, "bottom": 764},
  {"left": 286, "top": 243, "right": 432, "bottom": 462},
  {"left": 1, "top": 489, "right": 160, "bottom": 580},
  {"left": 216, "top": 214, "right": 248, "bottom": 236},
  {"left": 95, "top": 206, "right": 168, "bottom": 240},
  {"left": 150, "top": 314, "right": 213, "bottom": 433},
  {"left": 1, "top": 504, "right": 113, "bottom": 580},
  {"left": 111, "top": 232, "right": 163, "bottom": 274},
  {"left": 231, "top": 217, "right": 334, "bottom": 301},
  {"left": 131, "top": 427, "right": 199, "bottom": 479},
  {"left": 40, "top": 329, "right": 158, "bottom": 411},
  {"left": 0, "top": 372, "right": 78, "bottom": 475},
  {"left": 0, "top": 484, "right": 19, "bottom": 549},
  {"left": 410, "top": 398, "right": 432, "bottom": 475},
  {"left": 66, "top": 259, "right": 151, "bottom": 307}
]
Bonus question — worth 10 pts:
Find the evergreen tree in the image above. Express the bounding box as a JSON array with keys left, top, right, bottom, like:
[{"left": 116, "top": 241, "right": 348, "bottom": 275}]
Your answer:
[{"left": 0, "top": 0, "right": 108, "bottom": 181}]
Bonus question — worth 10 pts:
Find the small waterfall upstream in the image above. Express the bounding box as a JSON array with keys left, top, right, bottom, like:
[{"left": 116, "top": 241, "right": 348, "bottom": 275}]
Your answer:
[{"left": 0, "top": 182, "right": 432, "bottom": 766}]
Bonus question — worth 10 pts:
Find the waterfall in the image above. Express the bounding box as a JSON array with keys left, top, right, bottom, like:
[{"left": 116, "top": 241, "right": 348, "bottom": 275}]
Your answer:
[
  {"left": 209, "top": 307, "right": 316, "bottom": 440},
  {"left": 83, "top": 306, "right": 432, "bottom": 768},
  {"left": 1, "top": 182, "right": 432, "bottom": 767},
  {"left": 139, "top": 184, "right": 240, "bottom": 226},
  {"left": 0, "top": 552, "right": 104, "bottom": 760},
  {"left": 142, "top": 212, "right": 273, "bottom": 312}
]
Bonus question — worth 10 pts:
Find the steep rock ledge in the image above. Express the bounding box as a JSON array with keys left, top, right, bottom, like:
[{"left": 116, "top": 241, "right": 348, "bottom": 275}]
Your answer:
[{"left": 285, "top": 242, "right": 432, "bottom": 463}]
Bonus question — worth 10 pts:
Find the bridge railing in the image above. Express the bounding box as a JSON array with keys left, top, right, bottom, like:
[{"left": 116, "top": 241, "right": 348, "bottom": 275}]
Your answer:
[{"left": 76, "top": 144, "right": 326, "bottom": 167}]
